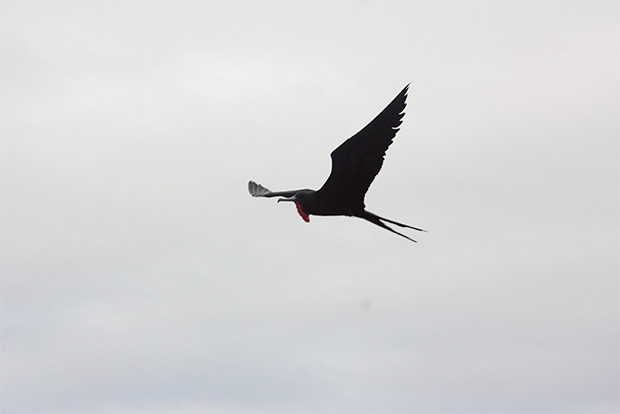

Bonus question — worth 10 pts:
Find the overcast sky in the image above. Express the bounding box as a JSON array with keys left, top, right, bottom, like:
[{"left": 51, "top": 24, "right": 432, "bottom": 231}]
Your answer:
[{"left": 1, "top": 1, "right": 619, "bottom": 413}]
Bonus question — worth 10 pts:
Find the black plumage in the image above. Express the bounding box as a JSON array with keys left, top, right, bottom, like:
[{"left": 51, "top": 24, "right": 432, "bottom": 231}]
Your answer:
[{"left": 248, "top": 85, "right": 425, "bottom": 242}]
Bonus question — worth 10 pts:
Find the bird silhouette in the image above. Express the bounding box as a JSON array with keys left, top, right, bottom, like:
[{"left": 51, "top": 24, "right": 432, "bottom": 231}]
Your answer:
[{"left": 248, "top": 84, "right": 425, "bottom": 242}]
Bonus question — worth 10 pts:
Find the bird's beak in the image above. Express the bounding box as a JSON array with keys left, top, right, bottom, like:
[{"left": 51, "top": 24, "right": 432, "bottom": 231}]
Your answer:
[{"left": 277, "top": 196, "right": 297, "bottom": 203}]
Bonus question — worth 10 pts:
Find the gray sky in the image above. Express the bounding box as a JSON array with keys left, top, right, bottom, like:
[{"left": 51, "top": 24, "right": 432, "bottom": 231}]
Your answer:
[{"left": 1, "top": 1, "right": 618, "bottom": 413}]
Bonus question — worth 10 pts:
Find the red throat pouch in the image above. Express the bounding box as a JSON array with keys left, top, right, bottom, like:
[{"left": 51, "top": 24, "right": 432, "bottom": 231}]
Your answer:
[{"left": 294, "top": 201, "right": 310, "bottom": 222}]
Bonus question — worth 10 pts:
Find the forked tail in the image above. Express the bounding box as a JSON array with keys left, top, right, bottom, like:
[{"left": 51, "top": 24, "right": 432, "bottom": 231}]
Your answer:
[{"left": 359, "top": 210, "right": 426, "bottom": 243}]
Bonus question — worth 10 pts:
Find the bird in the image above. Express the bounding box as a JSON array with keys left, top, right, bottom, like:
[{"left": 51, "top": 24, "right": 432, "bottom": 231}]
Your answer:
[{"left": 248, "top": 84, "right": 425, "bottom": 242}]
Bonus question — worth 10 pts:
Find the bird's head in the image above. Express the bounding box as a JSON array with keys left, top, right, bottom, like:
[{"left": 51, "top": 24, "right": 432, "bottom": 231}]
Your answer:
[{"left": 277, "top": 190, "right": 315, "bottom": 222}]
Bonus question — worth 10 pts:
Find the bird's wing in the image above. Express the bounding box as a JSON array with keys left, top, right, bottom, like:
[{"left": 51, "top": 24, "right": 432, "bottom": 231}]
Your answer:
[
  {"left": 317, "top": 84, "right": 409, "bottom": 209},
  {"left": 248, "top": 181, "right": 299, "bottom": 198}
]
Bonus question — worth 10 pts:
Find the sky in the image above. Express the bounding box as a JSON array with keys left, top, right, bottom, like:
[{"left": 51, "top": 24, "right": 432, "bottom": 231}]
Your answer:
[{"left": 1, "top": 1, "right": 619, "bottom": 413}]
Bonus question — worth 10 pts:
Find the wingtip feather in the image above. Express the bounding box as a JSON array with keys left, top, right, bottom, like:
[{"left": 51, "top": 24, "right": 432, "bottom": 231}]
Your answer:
[{"left": 248, "top": 180, "right": 272, "bottom": 197}]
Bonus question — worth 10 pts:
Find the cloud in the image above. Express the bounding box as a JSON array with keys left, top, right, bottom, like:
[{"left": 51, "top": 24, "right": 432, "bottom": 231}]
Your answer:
[{"left": 2, "top": 1, "right": 618, "bottom": 413}]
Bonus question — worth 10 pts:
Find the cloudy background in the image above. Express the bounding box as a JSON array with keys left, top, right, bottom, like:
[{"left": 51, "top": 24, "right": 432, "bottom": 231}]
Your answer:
[{"left": 2, "top": 1, "right": 618, "bottom": 413}]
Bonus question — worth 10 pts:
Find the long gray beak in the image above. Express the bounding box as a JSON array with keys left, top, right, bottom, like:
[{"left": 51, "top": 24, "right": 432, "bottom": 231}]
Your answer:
[{"left": 277, "top": 196, "right": 297, "bottom": 203}]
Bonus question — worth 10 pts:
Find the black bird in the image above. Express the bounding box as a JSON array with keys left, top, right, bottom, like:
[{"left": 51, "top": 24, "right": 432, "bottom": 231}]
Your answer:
[{"left": 248, "top": 84, "right": 425, "bottom": 242}]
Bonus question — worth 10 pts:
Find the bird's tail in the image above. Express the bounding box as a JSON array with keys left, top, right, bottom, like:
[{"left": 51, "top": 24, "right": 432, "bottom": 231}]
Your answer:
[{"left": 359, "top": 210, "right": 426, "bottom": 243}]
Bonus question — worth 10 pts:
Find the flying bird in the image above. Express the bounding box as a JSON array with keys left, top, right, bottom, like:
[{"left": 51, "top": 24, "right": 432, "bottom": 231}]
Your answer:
[{"left": 248, "top": 84, "right": 425, "bottom": 242}]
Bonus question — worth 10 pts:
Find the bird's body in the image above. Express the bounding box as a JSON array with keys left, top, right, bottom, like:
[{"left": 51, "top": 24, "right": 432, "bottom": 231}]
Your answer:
[{"left": 249, "top": 85, "right": 425, "bottom": 242}]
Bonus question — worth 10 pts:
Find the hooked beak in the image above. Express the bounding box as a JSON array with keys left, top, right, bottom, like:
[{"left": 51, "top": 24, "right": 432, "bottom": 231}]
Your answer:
[{"left": 277, "top": 196, "right": 297, "bottom": 203}]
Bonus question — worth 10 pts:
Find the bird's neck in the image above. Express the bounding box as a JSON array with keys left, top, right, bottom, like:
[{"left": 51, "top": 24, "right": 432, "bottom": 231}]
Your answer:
[{"left": 294, "top": 201, "right": 310, "bottom": 222}]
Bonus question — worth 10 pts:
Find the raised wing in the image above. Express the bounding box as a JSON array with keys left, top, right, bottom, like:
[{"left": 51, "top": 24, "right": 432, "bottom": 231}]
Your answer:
[
  {"left": 248, "top": 181, "right": 299, "bottom": 198},
  {"left": 317, "top": 84, "right": 409, "bottom": 209}
]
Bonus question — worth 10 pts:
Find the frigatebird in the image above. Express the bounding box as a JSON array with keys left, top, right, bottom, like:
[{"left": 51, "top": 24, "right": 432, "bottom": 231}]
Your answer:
[{"left": 248, "top": 84, "right": 425, "bottom": 242}]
